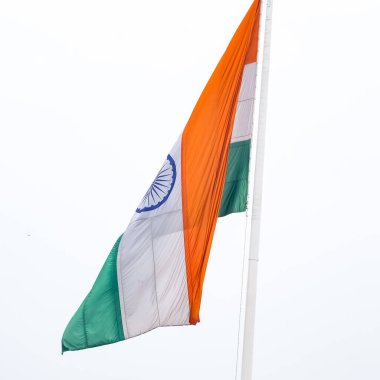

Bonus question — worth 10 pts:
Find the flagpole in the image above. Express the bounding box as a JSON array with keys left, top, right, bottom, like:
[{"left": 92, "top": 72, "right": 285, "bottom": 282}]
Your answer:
[{"left": 239, "top": 1, "right": 273, "bottom": 379}]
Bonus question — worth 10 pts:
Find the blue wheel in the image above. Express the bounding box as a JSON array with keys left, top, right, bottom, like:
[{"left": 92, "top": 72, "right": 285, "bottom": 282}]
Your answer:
[{"left": 136, "top": 154, "right": 177, "bottom": 213}]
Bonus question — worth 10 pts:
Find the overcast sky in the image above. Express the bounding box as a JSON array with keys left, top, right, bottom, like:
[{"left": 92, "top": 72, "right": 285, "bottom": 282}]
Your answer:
[{"left": 1, "top": 0, "right": 380, "bottom": 379}]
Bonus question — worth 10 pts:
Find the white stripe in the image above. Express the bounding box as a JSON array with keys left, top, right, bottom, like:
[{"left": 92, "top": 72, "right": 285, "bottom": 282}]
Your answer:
[
  {"left": 117, "top": 137, "right": 189, "bottom": 338},
  {"left": 116, "top": 61, "right": 258, "bottom": 338},
  {"left": 231, "top": 62, "right": 257, "bottom": 143}
]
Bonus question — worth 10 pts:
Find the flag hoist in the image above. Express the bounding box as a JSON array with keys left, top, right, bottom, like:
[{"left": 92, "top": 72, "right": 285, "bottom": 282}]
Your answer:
[{"left": 62, "top": 2, "right": 272, "bottom": 378}]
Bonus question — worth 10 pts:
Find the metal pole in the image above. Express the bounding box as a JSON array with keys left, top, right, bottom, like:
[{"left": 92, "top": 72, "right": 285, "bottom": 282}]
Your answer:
[{"left": 240, "top": 1, "right": 273, "bottom": 379}]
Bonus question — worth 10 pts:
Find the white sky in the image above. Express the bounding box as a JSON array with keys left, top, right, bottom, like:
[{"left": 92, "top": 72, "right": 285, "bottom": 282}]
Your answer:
[{"left": 1, "top": 0, "right": 380, "bottom": 379}]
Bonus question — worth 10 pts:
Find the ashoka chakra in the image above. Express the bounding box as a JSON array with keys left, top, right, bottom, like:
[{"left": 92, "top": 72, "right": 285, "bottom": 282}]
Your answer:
[{"left": 136, "top": 154, "right": 176, "bottom": 213}]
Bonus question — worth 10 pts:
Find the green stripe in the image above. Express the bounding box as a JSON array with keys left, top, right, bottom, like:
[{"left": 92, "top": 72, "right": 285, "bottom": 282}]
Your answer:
[
  {"left": 219, "top": 139, "right": 251, "bottom": 217},
  {"left": 62, "top": 235, "right": 124, "bottom": 352}
]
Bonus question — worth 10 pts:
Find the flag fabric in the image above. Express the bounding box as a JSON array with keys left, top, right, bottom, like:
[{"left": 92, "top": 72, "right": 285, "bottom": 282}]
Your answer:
[{"left": 62, "top": 0, "right": 260, "bottom": 352}]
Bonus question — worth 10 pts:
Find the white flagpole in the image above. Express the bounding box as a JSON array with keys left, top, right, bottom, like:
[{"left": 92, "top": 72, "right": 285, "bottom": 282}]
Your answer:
[{"left": 240, "top": 1, "right": 273, "bottom": 379}]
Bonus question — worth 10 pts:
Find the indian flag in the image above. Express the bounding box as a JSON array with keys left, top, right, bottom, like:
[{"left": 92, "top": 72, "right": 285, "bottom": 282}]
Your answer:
[{"left": 62, "top": 0, "right": 260, "bottom": 352}]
